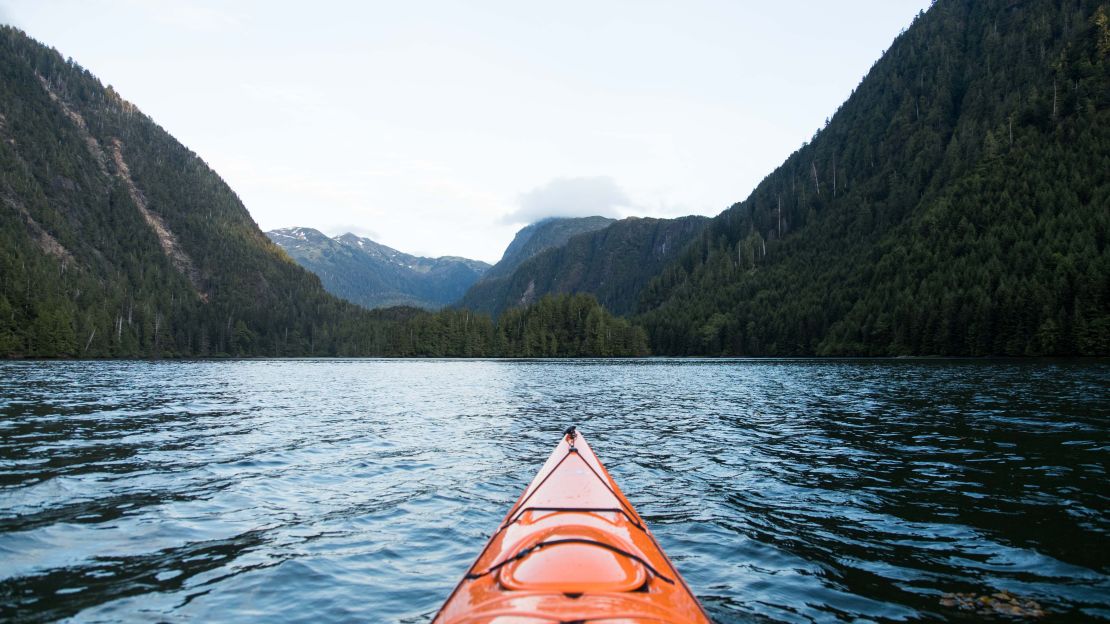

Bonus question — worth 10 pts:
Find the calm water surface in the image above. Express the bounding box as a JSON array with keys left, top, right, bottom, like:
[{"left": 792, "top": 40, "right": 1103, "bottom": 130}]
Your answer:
[{"left": 0, "top": 359, "right": 1107, "bottom": 623}]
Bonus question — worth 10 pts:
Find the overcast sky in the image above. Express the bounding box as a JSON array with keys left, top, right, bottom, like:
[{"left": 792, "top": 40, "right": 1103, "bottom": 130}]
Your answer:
[{"left": 3, "top": 1, "right": 930, "bottom": 263}]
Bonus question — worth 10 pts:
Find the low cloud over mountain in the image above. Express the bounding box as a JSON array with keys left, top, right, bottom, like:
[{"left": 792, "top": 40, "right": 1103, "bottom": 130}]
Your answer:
[{"left": 501, "top": 176, "right": 632, "bottom": 225}]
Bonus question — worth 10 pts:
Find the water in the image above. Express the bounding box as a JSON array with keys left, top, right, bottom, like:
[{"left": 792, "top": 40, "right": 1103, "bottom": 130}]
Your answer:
[{"left": 0, "top": 359, "right": 1107, "bottom": 623}]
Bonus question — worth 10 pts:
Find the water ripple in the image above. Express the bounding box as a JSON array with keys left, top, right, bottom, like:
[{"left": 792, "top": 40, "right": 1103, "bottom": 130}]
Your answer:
[{"left": 0, "top": 359, "right": 1107, "bottom": 622}]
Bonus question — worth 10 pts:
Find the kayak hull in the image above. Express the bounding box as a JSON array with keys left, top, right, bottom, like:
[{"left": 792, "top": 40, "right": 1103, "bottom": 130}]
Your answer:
[{"left": 434, "top": 430, "right": 710, "bottom": 623}]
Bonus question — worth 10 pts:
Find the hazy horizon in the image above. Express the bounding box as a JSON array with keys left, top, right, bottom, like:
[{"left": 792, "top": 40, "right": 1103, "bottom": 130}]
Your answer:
[{"left": 3, "top": 1, "right": 931, "bottom": 263}]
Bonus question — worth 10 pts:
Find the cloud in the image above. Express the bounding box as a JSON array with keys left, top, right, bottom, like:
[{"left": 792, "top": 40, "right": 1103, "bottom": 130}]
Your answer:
[{"left": 501, "top": 176, "right": 633, "bottom": 225}]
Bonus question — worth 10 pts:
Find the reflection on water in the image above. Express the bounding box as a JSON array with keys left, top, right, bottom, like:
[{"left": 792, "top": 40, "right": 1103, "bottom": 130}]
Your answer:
[{"left": 0, "top": 359, "right": 1107, "bottom": 622}]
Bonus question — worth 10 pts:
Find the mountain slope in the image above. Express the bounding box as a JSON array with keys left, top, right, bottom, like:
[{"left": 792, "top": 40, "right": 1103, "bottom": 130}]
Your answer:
[
  {"left": 267, "top": 227, "right": 488, "bottom": 309},
  {"left": 0, "top": 27, "right": 393, "bottom": 356},
  {"left": 460, "top": 216, "right": 708, "bottom": 316},
  {"left": 0, "top": 27, "right": 640, "bottom": 359},
  {"left": 481, "top": 216, "right": 615, "bottom": 281},
  {"left": 638, "top": 0, "right": 1110, "bottom": 356}
]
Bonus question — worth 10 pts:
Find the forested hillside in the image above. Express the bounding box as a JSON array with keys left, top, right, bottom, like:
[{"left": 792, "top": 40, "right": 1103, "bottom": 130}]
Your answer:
[
  {"left": 460, "top": 216, "right": 707, "bottom": 316},
  {"left": 383, "top": 293, "right": 647, "bottom": 358},
  {"left": 6, "top": 0, "right": 1107, "bottom": 359},
  {"left": 0, "top": 28, "right": 636, "bottom": 358},
  {"left": 318, "top": 293, "right": 646, "bottom": 358},
  {"left": 267, "top": 227, "right": 488, "bottom": 310},
  {"left": 0, "top": 26, "right": 373, "bottom": 356},
  {"left": 479, "top": 216, "right": 615, "bottom": 282},
  {"left": 639, "top": 0, "right": 1110, "bottom": 356},
  {"left": 495, "top": 293, "right": 648, "bottom": 357}
]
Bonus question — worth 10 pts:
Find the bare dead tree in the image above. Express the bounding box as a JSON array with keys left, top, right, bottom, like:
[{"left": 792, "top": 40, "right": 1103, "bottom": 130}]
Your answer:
[
  {"left": 777, "top": 195, "right": 783, "bottom": 239},
  {"left": 1053, "top": 78, "right": 1058, "bottom": 119}
]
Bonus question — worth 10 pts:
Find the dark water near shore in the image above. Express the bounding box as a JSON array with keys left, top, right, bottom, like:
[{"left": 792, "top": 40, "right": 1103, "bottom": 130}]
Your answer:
[{"left": 0, "top": 359, "right": 1107, "bottom": 623}]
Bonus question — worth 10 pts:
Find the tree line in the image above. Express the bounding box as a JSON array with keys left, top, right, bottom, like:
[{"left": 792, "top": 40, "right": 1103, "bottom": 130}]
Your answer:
[{"left": 1, "top": 290, "right": 647, "bottom": 358}]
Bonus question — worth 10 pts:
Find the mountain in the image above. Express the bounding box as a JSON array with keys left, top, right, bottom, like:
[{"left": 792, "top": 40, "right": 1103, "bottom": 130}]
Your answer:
[
  {"left": 8, "top": 0, "right": 1107, "bottom": 359},
  {"left": 0, "top": 26, "right": 642, "bottom": 358},
  {"left": 482, "top": 216, "right": 615, "bottom": 281},
  {"left": 638, "top": 0, "right": 1110, "bottom": 356},
  {"left": 0, "top": 26, "right": 399, "bottom": 357},
  {"left": 267, "top": 227, "right": 489, "bottom": 309},
  {"left": 460, "top": 216, "right": 708, "bottom": 316}
]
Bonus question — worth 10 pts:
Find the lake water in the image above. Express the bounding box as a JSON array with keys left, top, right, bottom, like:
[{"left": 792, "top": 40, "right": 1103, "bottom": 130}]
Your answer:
[{"left": 0, "top": 359, "right": 1107, "bottom": 622}]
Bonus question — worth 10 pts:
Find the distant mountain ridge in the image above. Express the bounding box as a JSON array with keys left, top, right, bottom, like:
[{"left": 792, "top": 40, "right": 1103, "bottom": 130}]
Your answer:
[
  {"left": 482, "top": 216, "right": 616, "bottom": 281},
  {"left": 267, "top": 227, "right": 489, "bottom": 309},
  {"left": 460, "top": 216, "right": 708, "bottom": 316}
]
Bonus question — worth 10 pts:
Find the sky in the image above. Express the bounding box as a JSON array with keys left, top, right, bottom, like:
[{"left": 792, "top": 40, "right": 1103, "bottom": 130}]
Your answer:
[{"left": 2, "top": 1, "right": 931, "bottom": 263}]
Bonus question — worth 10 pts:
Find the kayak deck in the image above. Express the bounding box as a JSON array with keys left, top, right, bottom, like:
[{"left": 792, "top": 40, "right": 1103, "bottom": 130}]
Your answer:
[{"left": 434, "top": 428, "right": 710, "bottom": 623}]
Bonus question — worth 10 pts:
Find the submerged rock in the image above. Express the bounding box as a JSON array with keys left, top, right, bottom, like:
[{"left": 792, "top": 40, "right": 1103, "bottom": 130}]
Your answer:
[{"left": 940, "top": 591, "right": 1047, "bottom": 618}]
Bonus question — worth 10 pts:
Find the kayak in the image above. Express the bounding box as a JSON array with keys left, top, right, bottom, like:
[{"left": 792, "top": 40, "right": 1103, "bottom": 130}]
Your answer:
[{"left": 434, "top": 427, "right": 711, "bottom": 623}]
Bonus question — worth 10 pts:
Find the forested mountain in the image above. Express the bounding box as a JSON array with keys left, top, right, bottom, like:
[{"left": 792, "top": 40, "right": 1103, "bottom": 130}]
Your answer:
[
  {"left": 0, "top": 25, "right": 372, "bottom": 357},
  {"left": 6, "top": 0, "right": 1107, "bottom": 359},
  {"left": 267, "top": 227, "right": 488, "bottom": 309},
  {"left": 0, "top": 27, "right": 639, "bottom": 358},
  {"left": 638, "top": 0, "right": 1110, "bottom": 356},
  {"left": 460, "top": 216, "right": 708, "bottom": 317},
  {"left": 481, "top": 216, "right": 615, "bottom": 281}
]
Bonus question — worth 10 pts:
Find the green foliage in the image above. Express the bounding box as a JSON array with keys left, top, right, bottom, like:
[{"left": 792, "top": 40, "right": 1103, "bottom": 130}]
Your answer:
[
  {"left": 480, "top": 216, "right": 616, "bottom": 282},
  {"left": 0, "top": 24, "right": 358, "bottom": 358},
  {"left": 637, "top": 0, "right": 1110, "bottom": 356},
  {"left": 462, "top": 216, "right": 708, "bottom": 317},
  {"left": 495, "top": 293, "right": 649, "bottom": 357},
  {"left": 1095, "top": 6, "right": 1110, "bottom": 58}
]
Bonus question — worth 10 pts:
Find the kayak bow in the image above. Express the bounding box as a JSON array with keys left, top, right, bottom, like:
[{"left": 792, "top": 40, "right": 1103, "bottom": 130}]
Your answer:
[{"left": 434, "top": 427, "right": 711, "bottom": 623}]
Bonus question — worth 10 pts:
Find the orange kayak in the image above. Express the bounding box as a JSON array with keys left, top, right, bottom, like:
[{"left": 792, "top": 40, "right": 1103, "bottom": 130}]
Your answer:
[{"left": 434, "top": 427, "right": 711, "bottom": 623}]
